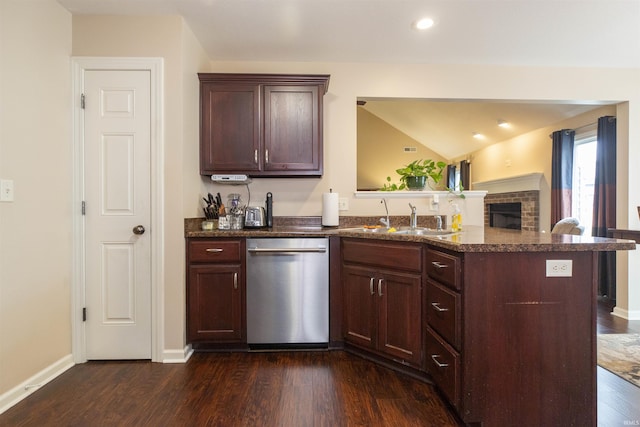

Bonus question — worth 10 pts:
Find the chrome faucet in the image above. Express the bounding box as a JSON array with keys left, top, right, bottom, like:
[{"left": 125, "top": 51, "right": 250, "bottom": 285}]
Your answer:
[
  {"left": 380, "top": 198, "right": 390, "bottom": 228},
  {"left": 435, "top": 215, "right": 443, "bottom": 231},
  {"left": 409, "top": 203, "right": 417, "bottom": 229}
]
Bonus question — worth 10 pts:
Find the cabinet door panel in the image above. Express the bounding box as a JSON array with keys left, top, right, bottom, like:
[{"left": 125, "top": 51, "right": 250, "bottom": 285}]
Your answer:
[
  {"left": 200, "top": 83, "right": 260, "bottom": 174},
  {"left": 264, "top": 85, "right": 321, "bottom": 173},
  {"left": 378, "top": 271, "right": 422, "bottom": 366},
  {"left": 342, "top": 265, "right": 376, "bottom": 349},
  {"left": 188, "top": 264, "right": 243, "bottom": 342}
]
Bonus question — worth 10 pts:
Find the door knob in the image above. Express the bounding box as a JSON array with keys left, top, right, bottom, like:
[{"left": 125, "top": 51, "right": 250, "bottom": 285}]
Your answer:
[{"left": 133, "top": 225, "right": 145, "bottom": 235}]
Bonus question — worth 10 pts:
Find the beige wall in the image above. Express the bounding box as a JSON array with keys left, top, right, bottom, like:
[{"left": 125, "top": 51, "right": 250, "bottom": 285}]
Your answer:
[
  {"left": 357, "top": 108, "right": 448, "bottom": 190},
  {"left": 0, "top": 0, "right": 72, "bottom": 395},
  {"left": 471, "top": 104, "right": 617, "bottom": 232},
  {"left": 72, "top": 15, "right": 209, "bottom": 353},
  {"left": 203, "top": 61, "right": 638, "bottom": 227}
]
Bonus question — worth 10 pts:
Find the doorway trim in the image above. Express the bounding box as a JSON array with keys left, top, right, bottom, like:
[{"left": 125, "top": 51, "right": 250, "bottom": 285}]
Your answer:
[{"left": 71, "top": 57, "right": 164, "bottom": 363}]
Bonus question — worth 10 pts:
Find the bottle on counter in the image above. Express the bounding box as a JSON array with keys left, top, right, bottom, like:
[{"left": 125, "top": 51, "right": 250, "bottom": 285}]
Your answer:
[{"left": 451, "top": 203, "right": 462, "bottom": 232}]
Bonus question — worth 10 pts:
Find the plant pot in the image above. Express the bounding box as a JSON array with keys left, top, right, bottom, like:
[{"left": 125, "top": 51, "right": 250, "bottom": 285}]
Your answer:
[{"left": 405, "top": 176, "right": 426, "bottom": 190}]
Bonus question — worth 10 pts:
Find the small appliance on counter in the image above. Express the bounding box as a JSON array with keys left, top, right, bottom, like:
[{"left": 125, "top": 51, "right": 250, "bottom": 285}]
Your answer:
[{"left": 244, "top": 206, "right": 266, "bottom": 228}]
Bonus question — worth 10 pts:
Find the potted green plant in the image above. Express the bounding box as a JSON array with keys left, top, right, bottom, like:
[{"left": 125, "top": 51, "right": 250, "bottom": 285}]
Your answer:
[{"left": 382, "top": 159, "right": 447, "bottom": 191}]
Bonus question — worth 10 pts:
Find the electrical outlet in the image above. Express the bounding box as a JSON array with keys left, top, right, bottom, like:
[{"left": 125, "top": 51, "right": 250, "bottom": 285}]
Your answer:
[
  {"left": 338, "top": 197, "right": 349, "bottom": 211},
  {"left": 0, "top": 179, "right": 14, "bottom": 202},
  {"left": 430, "top": 195, "right": 439, "bottom": 211},
  {"left": 546, "top": 260, "right": 572, "bottom": 277}
]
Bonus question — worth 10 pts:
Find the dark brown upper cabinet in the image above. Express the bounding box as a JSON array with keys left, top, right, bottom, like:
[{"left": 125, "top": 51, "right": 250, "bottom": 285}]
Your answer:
[{"left": 199, "top": 73, "right": 330, "bottom": 177}]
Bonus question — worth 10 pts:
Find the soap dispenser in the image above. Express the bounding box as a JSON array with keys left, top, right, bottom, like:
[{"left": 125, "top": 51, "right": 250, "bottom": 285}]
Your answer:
[{"left": 451, "top": 204, "right": 462, "bottom": 232}]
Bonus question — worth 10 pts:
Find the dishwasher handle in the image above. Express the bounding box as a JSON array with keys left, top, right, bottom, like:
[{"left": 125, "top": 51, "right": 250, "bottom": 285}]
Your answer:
[{"left": 248, "top": 246, "right": 327, "bottom": 254}]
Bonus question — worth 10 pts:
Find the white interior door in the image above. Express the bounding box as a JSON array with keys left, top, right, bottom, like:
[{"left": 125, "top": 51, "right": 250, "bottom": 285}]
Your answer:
[{"left": 84, "top": 69, "right": 151, "bottom": 359}]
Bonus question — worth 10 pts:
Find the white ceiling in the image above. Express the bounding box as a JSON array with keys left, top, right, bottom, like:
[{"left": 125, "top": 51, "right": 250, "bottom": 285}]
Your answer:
[
  {"left": 56, "top": 0, "right": 634, "bottom": 158},
  {"left": 57, "top": 0, "right": 640, "bottom": 68}
]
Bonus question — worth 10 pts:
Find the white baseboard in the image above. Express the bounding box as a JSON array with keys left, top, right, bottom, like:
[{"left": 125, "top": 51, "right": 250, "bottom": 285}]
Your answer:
[
  {"left": 161, "top": 345, "right": 193, "bottom": 363},
  {"left": 0, "top": 354, "right": 74, "bottom": 415},
  {"left": 612, "top": 306, "right": 640, "bottom": 320}
]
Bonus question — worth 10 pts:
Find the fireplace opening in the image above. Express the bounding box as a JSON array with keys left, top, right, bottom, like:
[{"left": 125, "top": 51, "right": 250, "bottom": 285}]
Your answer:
[{"left": 489, "top": 202, "right": 522, "bottom": 230}]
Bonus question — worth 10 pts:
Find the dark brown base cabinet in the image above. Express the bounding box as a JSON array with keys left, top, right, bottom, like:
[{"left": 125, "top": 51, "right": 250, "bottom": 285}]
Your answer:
[
  {"left": 426, "top": 249, "right": 597, "bottom": 426},
  {"left": 341, "top": 239, "right": 423, "bottom": 368},
  {"left": 342, "top": 240, "right": 597, "bottom": 426},
  {"left": 187, "top": 239, "right": 246, "bottom": 347},
  {"left": 185, "top": 233, "right": 599, "bottom": 426}
]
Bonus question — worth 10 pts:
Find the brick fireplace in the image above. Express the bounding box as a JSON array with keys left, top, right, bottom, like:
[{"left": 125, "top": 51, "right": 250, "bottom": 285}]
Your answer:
[
  {"left": 473, "top": 173, "right": 542, "bottom": 232},
  {"left": 483, "top": 191, "right": 539, "bottom": 231}
]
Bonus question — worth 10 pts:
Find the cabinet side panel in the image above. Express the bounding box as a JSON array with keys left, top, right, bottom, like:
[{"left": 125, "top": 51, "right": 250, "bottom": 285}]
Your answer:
[{"left": 463, "top": 252, "right": 594, "bottom": 426}]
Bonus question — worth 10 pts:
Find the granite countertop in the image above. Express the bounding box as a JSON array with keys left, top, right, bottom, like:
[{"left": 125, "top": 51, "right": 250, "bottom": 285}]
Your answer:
[{"left": 184, "top": 217, "right": 636, "bottom": 253}]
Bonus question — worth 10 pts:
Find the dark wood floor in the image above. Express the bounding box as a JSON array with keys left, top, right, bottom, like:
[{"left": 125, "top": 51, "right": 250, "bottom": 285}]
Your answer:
[
  {"left": 0, "top": 351, "right": 461, "bottom": 427},
  {"left": 596, "top": 300, "right": 640, "bottom": 427},
  {"left": 1, "top": 302, "right": 638, "bottom": 427}
]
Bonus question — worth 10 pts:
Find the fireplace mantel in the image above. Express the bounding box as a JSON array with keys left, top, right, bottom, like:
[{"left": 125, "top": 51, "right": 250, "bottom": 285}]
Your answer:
[{"left": 473, "top": 173, "right": 543, "bottom": 194}]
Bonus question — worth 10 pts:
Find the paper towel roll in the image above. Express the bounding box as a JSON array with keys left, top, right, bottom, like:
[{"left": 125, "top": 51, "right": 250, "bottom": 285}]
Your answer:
[{"left": 322, "top": 192, "right": 339, "bottom": 226}]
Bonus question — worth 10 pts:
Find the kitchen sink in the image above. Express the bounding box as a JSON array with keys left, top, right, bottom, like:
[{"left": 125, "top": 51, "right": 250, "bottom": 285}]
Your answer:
[
  {"left": 341, "top": 226, "right": 457, "bottom": 236},
  {"left": 395, "top": 227, "right": 456, "bottom": 235}
]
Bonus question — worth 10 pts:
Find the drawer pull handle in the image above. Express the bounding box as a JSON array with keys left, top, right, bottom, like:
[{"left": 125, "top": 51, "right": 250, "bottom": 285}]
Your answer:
[
  {"left": 369, "top": 278, "right": 375, "bottom": 296},
  {"left": 432, "top": 261, "right": 448, "bottom": 269},
  {"left": 233, "top": 272, "right": 238, "bottom": 290},
  {"left": 431, "top": 354, "right": 449, "bottom": 368},
  {"left": 205, "top": 248, "right": 224, "bottom": 253},
  {"left": 431, "top": 302, "right": 449, "bottom": 312},
  {"left": 378, "top": 278, "right": 383, "bottom": 297}
]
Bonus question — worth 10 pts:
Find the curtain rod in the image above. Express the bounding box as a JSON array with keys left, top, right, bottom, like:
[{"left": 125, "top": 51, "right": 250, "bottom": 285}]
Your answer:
[
  {"left": 572, "top": 121, "right": 597, "bottom": 132},
  {"left": 548, "top": 116, "right": 616, "bottom": 138}
]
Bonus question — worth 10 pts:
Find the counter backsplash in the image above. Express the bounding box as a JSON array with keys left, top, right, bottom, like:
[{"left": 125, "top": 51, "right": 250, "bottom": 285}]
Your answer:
[{"left": 185, "top": 215, "right": 446, "bottom": 231}]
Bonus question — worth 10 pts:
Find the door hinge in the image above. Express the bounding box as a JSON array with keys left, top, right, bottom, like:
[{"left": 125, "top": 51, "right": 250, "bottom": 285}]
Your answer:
[
  {"left": 80, "top": 93, "right": 85, "bottom": 109},
  {"left": 82, "top": 307, "right": 87, "bottom": 322},
  {"left": 82, "top": 201, "right": 86, "bottom": 215}
]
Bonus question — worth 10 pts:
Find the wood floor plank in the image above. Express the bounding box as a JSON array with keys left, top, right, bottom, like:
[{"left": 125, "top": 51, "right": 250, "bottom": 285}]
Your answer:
[{"left": 1, "top": 300, "right": 639, "bottom": 426}]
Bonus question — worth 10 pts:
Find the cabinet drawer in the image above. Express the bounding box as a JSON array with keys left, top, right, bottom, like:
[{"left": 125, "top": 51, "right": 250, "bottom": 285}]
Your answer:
[
  {"left": 426, "top": 280, "right": 461, "bottom": 350},
  {"left": 426, "top": 248, "right": 462, "bottom": 290},
  {"left": 425, "top": 327, "right": 460, "bottom": 408},
  {"left": 189, "top": 240, "right": 242, "bottom": 263},
  {"left": 342, "top": 239, "right": 422, "bottom": 272}
]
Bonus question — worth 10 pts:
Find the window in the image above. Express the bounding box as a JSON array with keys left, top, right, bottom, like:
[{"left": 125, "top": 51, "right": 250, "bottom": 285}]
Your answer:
[{"left": 572, "top": 131, "right": 597, "bottom": 236}]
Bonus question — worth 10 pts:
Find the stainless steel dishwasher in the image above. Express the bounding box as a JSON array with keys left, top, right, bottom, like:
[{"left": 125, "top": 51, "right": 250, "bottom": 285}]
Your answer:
[{"left": 246, "top": 238, "right": 329, "bottom": 349}]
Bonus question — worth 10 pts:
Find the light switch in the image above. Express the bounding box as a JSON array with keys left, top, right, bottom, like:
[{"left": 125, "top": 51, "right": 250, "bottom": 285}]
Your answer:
[
  {"left": 0, "top": 179, "right": 14, "bottom": 202},
  {"left": 338, "top": 197, "right": 349, "bottom": 211}
]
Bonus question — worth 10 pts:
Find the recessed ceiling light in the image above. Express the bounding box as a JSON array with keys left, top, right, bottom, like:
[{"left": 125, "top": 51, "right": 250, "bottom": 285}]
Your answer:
[
  {"left": 497, "top": 119, "right": 510, "bottom": 128},
  {"left": 414, "top": 17, "right": 435, "bottom": 30},
  {"left": 472, "top": 132, "right": 485, "bottom": 139}
]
